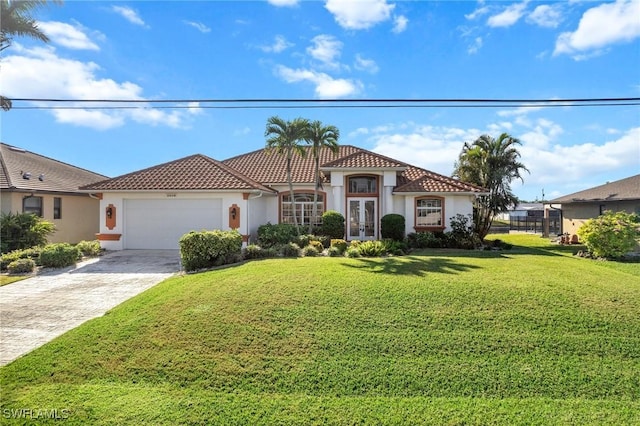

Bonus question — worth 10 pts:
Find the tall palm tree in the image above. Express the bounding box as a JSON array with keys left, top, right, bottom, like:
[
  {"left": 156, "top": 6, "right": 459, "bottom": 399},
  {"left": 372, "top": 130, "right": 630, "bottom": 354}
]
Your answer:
[
  {"left": 265, "top": 116, "right": 310, "bottom": 234},
  {"left": 1, "top": 0, "right": 58, "bottom": 111},
  {"left": 305, "top": 120, "right": 339, "bottom": 234},
  {"left": 453, "top": 133, "right": 529, "bottom": 239}
]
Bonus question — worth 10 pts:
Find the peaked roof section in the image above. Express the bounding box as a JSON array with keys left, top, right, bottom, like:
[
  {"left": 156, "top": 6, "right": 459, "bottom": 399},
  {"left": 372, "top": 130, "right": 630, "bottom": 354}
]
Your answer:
[
  {"left": 395, "top": 166, "right": 487, "bottom": 193},
  {"left": 0, "top": 142, "right": 107, "bottom": 193},
  {"left": 223, "top": 145, "right": 361, "bottom": 184},
  {"left": 80, "top": 154, "right": 275, "bottom": 192},
  {"left": 321, "top": 149, "right": 407, "bottom": 170},
  {"left": 550, "top": 174, "right": 640, "bottom": 203}
]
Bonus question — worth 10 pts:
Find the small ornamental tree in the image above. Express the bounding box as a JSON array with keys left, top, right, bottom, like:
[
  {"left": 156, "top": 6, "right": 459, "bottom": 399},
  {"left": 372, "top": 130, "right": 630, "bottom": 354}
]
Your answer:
[{"left": 577, "top": 210, "right": 640, "bottom": 259}]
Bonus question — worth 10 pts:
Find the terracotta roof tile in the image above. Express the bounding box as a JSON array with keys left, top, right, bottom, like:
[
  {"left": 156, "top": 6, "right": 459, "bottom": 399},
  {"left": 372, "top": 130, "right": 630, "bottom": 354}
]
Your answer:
[
  {"left": 395, "top": 166, "right": 487, "bottom": 193},
  {"left": 321, "top": 150, "right": 407, "bottom": 169},
  {"left": 550, "top": 174, "right": 640, "bottom": 203},
  {"left": 81, "top": 154, "right": 275, "bottom": 192},
  {"left": 0, "top": 142, "right": 107, "bottom": 193}
]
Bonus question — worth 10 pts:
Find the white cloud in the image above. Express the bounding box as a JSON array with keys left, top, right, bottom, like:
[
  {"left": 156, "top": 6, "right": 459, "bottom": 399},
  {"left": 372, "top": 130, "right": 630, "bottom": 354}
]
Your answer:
[
  {"left": 2, "top": 45, "right": 195, "bottom": 130},
  {"left": 392, "top": 15, "right": 408, "bottom": 33},
  {"left": 354, "top": 54, "right": 379, "bottom": 74},
  {"left": 184, "top": 21, "right": 211, "bottom": 33},
  {"left": 467, "top": 37, "right": 483, "bottom": 54},
  {"left": 111, "top": 6, "right": 148, "bottom": 27},
  {"left": 274, "top": 65, "right": 362, "bottom": 98},
  {"left": 38, "top": 21, "right": 100, "bottom": 50},
  {"left": 487, "top": 1, "right": 528, "bottom": 28},
  {"left": 554, "top": 0, "right": 640, "bottom": 58},
  {"left": 325, "top": 0, "right": 395, "bottom": 30},
  {"left": 267, "top": 0, "right": 298, "bottom": 6},
  {"left": 259, "top": 35, "right": 293, "bottom": 53},
  {"left": 307, "top": 35, "right": 343, "bottom": 67},
  {"left": 526, "top": 4, "right": 562, "bottom": 28},
  {"left": 465, "top": 5, "right": 490, "bottom": 21}
]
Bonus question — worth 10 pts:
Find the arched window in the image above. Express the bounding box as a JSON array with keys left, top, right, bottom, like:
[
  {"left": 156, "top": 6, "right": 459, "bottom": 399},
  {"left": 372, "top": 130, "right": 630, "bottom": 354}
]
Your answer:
[
  {"left": 347, "top": 176, "right": 377, "bottom": 195},
  {"left": 281, "top": 192, "right": 325, "bottom": 225}
]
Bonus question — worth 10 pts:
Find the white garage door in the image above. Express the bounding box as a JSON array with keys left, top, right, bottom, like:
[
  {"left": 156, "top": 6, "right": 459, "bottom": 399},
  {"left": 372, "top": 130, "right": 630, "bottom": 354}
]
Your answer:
[{"left": 124, "top": 198, "right": 223, "bottom": 249}]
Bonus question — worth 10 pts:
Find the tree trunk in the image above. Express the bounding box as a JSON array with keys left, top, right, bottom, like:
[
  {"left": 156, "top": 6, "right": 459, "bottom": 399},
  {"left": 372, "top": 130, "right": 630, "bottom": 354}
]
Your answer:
[
  {"left": 286, "top": 155, "right": 299, "bottom": 236},
  {"left": 309, "top": 157, "right": 320, "bottom": 234}
]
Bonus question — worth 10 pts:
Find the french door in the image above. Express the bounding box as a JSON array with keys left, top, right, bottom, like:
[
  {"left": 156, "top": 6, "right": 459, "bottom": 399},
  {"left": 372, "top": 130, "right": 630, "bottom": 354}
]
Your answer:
[{"left": 348, "top": 198, "right": 377, "bottom": 240}]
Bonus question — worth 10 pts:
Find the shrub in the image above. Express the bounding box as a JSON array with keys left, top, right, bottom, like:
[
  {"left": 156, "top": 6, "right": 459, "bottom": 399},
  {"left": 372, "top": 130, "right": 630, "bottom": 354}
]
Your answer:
[
  {"left": 179, "top": 230, "right": 243, "bottom": 272},
  {"left": 1, "top": 248, "right": 41, "bottom": 271},
  {"left": 76, "top": 240, "right": 102, "bottom": 257},
  {"left": 407, "top": 232, "right": 441, "bottom": 249},
  {"left": 383, "top": 239, "right": 408, "bottom": 255},
  {"left": 345, "top": 247, "right": 361, "bottom": 258},
  {"left": 244, "top": 244, "right": 270, "bottom": 260},
  {"left": 303, "top": 245, "right": 319, "bottom": 257},
  {"left": 357, "top": 240, "right": 386, "bottom": 257},
  {"left": 7, "top": 258, "right": 36, "bottom": 274},
  {"left": 447, "top": 214, "right": 481, "bottom": 249},
  {"left": 327, "top": 246, "right": 343, "bottom": 257},
  {"left": 381, "top": 214, "right": 405, "bottom": 241},
  {"left": 40, "top": 243, "right": 81, "bottom": 268},
  {"left": 281, "top": 242, "right": 301, "bottom": 258},
  {"left": 0, "top": 212, "right": 56, "bottom": 253},
  {"left": 577, "top": 210, "right": 640, "bottom": 259},
  {"left": 330, "top": 239, "right": 348, "bottom": 254},
  {"left": 320, "top": 210, "right": 345, "bottom": 239},
  {"left": 257, "top": 223, "right": 298, "bottom": 248}
]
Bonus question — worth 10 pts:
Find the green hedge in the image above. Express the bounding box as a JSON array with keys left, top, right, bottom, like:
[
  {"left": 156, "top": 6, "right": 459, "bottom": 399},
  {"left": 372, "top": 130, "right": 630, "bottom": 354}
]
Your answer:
[
  {"left": 380, "top": 213, "right": 405, "bottom": 241},
  {"left": 0, "top": 247, "right": 41, "bottom": 271},
  {"left": 7, "top": 258, "right": 36, "bottom": 274},
  {"left": 40, "top": 243, "right": 81, "bottom": 268},
  {"left": 320, "top": 210, "right": 345, "bottom": 239},
  {"left": 179, "top": 230, "right": 242, "bottom": 272}
]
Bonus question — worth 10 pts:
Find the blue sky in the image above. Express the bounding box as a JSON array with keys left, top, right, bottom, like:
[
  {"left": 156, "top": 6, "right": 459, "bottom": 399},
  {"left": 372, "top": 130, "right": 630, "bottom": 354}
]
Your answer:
[{"left": 2, "top": 0, "right": 639, "bottom": 202}]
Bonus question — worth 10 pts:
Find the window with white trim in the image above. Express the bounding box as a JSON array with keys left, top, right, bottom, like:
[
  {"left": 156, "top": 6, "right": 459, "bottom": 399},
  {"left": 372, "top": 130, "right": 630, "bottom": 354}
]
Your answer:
[
  {"left": 416, "top": 198, "right": 442, "bottom": 227},
  {"left": 281, "top": 193, "right": 324, "bottom": 225}
]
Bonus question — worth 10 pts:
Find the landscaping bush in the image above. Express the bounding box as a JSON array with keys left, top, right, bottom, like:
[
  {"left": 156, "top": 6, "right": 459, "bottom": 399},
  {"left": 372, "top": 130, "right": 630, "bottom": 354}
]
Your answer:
[
  {"left": 302, "top": 245, "right": 319, "bottom": 257},
  {"left": 357, "top": 240, "right": 387, "bottom": 257},
  {"left": 39, "top": 243, "right": 81, "bottom": 268},
  {"left": 257, "top": 223, "right": 298, "bottom": 248},
  {"left": 381, "top": 213, "right": 405, "bottom": 241},
  {"left": 383, "top": 239, "right": 408, "bottom": 255},
  {"left": 327, "top": 246, "right": 343, "bottom": 257},
  {"left": 1, "top": 212, "right": 55, "bottom": 253},
  {"left": 447, "top": 213, "right": 481, "bottom": 249},
  {"left": 281, "top": 242, "right": 301, "bottom": 258},
  {"left": 320, "top": 210, "right": 345, "bottom": 239},
  {"left": 330, "top": 239, "right": 348, "bottom": 254},
  {"left": 577, "top": 210, "right": 640, "bottom": 259},
  {"left": 179, "top": 230, "right": 243, "bottom": 272},
  {"left": 345, "top": 247, "right": 361, "bottom": 258},
  {"left": 1, "top": 247, "right": 41, "bottom": 271},
  {"left": 7, "top": 258, "right": 36, "bottom": 274},
  {"left": 407, "top": 232, "right": 441, "bottom": 249},
  {"left": 76, "top": 240, "right": 102, "bottom": 257}
]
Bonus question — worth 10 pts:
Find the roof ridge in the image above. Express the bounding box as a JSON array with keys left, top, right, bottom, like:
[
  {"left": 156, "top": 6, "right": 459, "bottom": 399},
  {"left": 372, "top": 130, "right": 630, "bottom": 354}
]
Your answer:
[{"left": 199, "top": 154, "right": 275, "bottom": 192}]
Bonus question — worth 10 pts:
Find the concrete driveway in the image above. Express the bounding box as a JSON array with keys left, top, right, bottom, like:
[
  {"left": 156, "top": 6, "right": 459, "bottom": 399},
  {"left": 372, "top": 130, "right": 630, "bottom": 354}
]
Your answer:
[{"left": 0, "top": 250, "right": 180, "bottom": 366}]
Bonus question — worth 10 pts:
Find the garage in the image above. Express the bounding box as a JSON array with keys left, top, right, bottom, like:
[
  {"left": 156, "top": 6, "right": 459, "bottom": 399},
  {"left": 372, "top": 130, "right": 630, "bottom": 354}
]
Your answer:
[{"left": 124, "top": 198, "right": 223, "bottom": 249}]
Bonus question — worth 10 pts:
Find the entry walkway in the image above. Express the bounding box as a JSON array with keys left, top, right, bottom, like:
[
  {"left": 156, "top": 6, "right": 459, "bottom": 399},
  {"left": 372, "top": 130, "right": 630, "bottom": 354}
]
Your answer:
[{"left": 0, "top": 250, "right": 180, "bottom": 366}]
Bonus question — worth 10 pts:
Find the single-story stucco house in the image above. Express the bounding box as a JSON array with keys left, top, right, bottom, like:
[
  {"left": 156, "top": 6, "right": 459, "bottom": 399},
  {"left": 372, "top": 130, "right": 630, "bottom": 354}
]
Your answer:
[
  {"left": 81, "top": 145, "right": 487, "bottom": 250},
  {"left": 547, "top": 174, "right": 640, "bottom": 236},
  {"left": 0, "top": 142, "right": 108, "bottom": 244}
]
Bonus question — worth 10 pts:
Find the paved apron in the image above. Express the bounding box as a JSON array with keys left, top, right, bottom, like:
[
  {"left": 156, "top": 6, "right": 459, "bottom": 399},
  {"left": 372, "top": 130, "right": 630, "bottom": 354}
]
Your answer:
[{"left": 0, "top": 250, "right": 180, "bottom": 366}]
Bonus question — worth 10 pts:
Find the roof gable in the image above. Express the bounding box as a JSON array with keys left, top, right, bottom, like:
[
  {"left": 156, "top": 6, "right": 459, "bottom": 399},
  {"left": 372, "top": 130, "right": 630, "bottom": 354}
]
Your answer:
[
  {"left": 550, "top": 174, "right": 640, "bottom": 203},
  {"left": 81, "top": 154, "right": 275, "bottom": 192},
  {"left": 395, "top": 166, "right": 487, "bottom": 193},
  {"left": 320, "top": 149, "right": 407, "bottom": 170},
  {"left": 0, "top": 143, "right": 107, "bottom": 193}
]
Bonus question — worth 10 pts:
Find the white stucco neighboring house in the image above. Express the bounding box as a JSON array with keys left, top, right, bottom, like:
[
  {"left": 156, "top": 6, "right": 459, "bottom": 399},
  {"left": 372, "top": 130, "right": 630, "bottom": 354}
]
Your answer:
[{"left": 81, "top": 145, "right": 487, "bottom": 250}]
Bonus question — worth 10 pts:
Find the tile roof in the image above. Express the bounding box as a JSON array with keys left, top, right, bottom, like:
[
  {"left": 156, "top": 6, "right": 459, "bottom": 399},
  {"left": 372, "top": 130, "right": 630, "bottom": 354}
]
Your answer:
[
  {"left": 0, "top": 142, "right": 107, "bottom": 193},
  {"left": 395, "top": 166, "right": 487, "bottom": 193},
  {"left": 550, "top": 174, "right": 640, "bottom": 203},
  {"left": 81, "top": 154, "right": 275, "bottom": 192},
  {"left": 321, "top": 149, "right": 407, "bottom": 169}
]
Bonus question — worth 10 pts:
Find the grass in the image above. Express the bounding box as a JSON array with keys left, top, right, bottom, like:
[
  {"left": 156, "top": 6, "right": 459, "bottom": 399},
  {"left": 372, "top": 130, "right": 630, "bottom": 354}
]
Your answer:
[
  {"left": 0, "top": 275, "right": 30, "bottom": 286},
  {"left": 1, "top": 234, "right": 639, "bottom": 425}
]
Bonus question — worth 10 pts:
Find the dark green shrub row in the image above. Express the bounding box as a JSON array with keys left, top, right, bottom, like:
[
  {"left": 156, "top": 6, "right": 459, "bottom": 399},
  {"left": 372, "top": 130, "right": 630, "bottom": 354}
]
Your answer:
[
  {"left": 179, "top": 230, "right": 243, "bottom": 272},
  {"left": 321, "top": 210, "right": 345, "bottom": 239},
  {"left": 0, "top": 247, "right": 41, "bottom": 270},
  {"left": 40, "top": 243, "right": 81, "bottom": 268},
  {"left": 76, "top": 240, "right": 102, "bottom": 257},
  {"left": 380, "top": 213, "right": 405, "bottom": 241}
]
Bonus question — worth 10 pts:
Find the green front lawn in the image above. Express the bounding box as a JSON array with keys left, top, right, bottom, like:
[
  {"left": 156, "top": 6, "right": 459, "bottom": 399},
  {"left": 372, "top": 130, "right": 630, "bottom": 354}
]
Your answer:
[
  {"left": 1, "top": 235, "right": 639, "bottom": 424},
  {"left": 0, "top": 275, "right": 30, "bottom": 286}
]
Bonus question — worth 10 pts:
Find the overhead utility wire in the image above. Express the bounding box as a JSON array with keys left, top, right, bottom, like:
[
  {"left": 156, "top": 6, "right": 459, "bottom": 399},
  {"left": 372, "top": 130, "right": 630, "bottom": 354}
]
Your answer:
[{"left": 8, "top": 97, "right": 640, "bottom": 104}]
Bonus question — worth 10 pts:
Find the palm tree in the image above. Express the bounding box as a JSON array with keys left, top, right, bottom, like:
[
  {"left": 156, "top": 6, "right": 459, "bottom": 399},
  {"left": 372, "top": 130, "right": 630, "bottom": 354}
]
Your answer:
[
  {"left": 1, "top": 0, "right": 57, "bottom": 111},
  {"left": 453, "top": 133, "right": 529, "bottom": 239},
  {"left": 265, "top": 116, "right": 310, "bottom": 234},
  {"left": 305, "top": 120, "right": 339, "bottom": 234}
]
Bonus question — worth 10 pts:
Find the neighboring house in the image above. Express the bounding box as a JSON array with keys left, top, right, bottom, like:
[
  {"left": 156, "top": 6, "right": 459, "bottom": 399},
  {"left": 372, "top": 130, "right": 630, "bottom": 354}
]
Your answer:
[
  {"left": 0, "top": 143, "right": 108, "bottom": 244},
  {"left": 548, "top": 174, "right": 640, "bottom": 236},
  {"left": 81, "top": 145, "right": 487, "bottom": 250}
]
